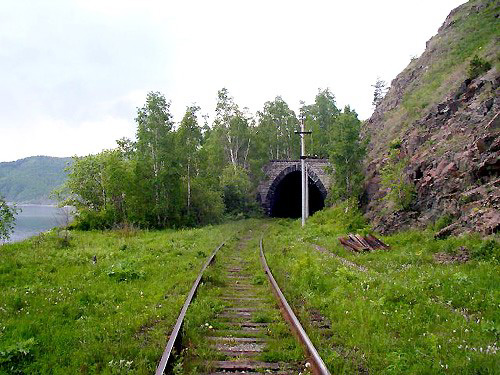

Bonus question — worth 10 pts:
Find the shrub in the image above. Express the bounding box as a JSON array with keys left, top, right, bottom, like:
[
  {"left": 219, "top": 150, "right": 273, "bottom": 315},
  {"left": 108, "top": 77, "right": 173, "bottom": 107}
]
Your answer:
[
  {"left": 433, "top": 214, "right": 454, "bottom": 231},
  {"left": 309, "top": 199, "right": 369, "bottom": 235},
  {"left": 470, "top": 239, "right": 499, "bottom": 262},
  {"left": 0, "top": 197, "right": 18, "bottom": 242},
  {"left": 187, "top": 180, "right": 225, "bottom": 226},
  {"left": 107, "top": 262, "right": 145, "bottom": 282},
  {"left": 467, "top": 55, "right": 491, "bottom": 79},
  {"left": 389, "top": 138, "right": 402, "bottom": 150},
  {"left": 220, "top": 165, "right": 254, "bottom": 215},
  {"left": 72, "top": 208, "right": 116, "bottom": 230},
  {"left": 0, "top": 338, "right": 36, "bottom": 374},
  {"left": 380, "top": 149, "right": 415, "bottom": 212}
]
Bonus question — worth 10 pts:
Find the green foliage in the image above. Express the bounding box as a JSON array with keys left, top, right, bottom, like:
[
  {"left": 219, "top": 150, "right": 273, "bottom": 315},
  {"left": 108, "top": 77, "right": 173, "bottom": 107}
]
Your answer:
[
  {"left": 60, "top": 86, "right": 358, "bottom": 229},
  {"left": 56, "top": 229, "right": 72, "bottom": 248},
  {"left": 470, "top": 239, "right": 499, "bottom": 262},
  {"left": 328, "top": 107, "right": 366, "bottom": 202},
  {"left": 185, "top": 179, "right": 224, "bottom": 226},
  {"left": 0, "top": 338, "right": 36, "bottom": 374},
  {"left": 380, "top": 149, "right": 415, "bottom": 211},
  {"left": 467, "top": 54, "right": 492, "bottom": 79},
  {"left": 434, "top": 214, "right": 454, "bottom": 231},
  {"left": 63, "top": 149, "right": 131, "bottom": 228},
  {"left": 0, "top": 196, "right": 18, "bottom": 242},
  {"left": 301, "top": 88, "right": 340, "bottom": 158},
  {"left": 107, "top": 261, "right": 145, "bottom": 282},
  {"left": 251, "top": 274, "right": 266, "bottom": 285},
  {"left": 213, "top": 88, "right": 253, "bottom": 169},
  {"left": 372, "top": 77, "right": 388, "bottom": 107},
  {"left": 220, "top": 165, "right": 254, "bottom": 215},
  {"left": 71, "top": 208, "right": 116, "bottom": 230},
  {"left": 389, "top": 138, "right": 402, "bottom": 150},
  {"left": 62, "top": 92, "right": 225, "bottom": 230},
  {"left": 308, "top": 199, "right": 368, "bottom": 235},
  {"left": 255, "top": 96, "right": 299, "bottom": 161},
  {"left": 134, "top": 92, "right": 181, "bottom": 228}
]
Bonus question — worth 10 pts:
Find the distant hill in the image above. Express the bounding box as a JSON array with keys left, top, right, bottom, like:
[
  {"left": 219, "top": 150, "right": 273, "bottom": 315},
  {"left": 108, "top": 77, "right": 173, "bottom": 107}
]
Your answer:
[{"left": 0, "top": 156, "right": 72, "bottom": 204}]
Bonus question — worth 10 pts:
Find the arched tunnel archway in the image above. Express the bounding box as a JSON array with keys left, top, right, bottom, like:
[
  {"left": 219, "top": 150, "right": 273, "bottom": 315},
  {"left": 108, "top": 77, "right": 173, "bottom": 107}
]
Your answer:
[{"left": 268, "top": 170, "right": 326, "bottom": 218}]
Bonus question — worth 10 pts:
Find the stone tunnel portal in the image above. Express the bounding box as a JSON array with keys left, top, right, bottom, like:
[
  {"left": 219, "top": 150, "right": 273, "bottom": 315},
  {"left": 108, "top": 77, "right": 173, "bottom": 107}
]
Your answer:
[
  {"left": 269, "top": 171, "right": 325, "bottom": 218},
  {"left": 257, "top": 159, "right": 330, "bottom": 217}
]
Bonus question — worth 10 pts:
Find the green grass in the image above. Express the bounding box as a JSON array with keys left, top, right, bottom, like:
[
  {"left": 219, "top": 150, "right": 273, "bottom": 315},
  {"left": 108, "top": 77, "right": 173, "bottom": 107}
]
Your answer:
[
  {"left": 0, "top": 222, "right": 244, "bottom": 374},
  {"left": 1, "top": 211, "right": 498, "bottom": 374},
  {"left": 263, "top": 204, "right": 499, "bottom": 374}
]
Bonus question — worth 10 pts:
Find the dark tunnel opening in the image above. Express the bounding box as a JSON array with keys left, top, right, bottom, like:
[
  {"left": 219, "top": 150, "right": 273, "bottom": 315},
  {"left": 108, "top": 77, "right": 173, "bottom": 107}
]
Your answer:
[{"left": 270, "top": 171, "right": 325, "bottom": 218}]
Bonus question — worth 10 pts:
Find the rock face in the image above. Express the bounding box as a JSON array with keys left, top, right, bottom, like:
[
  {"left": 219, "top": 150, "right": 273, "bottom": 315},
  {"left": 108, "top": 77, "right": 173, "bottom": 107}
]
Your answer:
[{"left": 363, "top": 0, "right": 499, "bottom": 235}]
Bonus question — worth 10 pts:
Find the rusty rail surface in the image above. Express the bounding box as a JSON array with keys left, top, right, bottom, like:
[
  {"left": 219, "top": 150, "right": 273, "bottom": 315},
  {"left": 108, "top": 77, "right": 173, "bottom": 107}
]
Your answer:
[
  {"left": 155, "top": 241, "right": 225, "bottom": 375},
  {"left": 259, "top": 237, "right": 331, "bottom": 375}
]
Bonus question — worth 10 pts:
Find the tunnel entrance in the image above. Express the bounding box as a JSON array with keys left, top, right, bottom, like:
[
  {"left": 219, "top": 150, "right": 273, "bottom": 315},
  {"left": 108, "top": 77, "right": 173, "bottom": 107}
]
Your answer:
[{"left": 269, "top": 171, "right": 325, "bottom": 218}]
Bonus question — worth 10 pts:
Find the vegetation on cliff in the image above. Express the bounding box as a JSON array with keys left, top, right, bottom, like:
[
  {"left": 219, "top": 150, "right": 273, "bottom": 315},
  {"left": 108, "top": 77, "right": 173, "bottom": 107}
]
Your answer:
[{"left": 364, "top": 0, "right": 499, "bottom": 234}]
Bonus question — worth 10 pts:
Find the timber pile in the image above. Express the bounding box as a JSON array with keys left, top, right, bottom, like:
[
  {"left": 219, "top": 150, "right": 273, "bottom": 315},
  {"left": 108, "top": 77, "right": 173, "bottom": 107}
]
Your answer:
[{"left": 338, "top": 234, "right": 389, "bottom": 252}]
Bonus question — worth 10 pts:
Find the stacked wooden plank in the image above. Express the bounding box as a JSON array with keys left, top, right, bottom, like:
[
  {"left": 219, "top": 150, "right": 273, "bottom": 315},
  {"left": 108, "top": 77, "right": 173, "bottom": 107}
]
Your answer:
[{"left": 338, "top": 234, "right": 389, "bottom": 252}]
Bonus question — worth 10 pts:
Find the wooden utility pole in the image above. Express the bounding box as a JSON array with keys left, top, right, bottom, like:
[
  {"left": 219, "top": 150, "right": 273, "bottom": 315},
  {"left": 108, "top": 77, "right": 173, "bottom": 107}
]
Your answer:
[{"left": 295, "top": 116, "right": 312, "bottom": 227}]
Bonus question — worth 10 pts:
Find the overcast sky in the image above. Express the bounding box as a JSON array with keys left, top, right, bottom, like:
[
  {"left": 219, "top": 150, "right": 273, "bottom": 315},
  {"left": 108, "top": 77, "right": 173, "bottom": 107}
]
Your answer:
[{"left": 0, "top": 0, "right": 467, "bottom": 162}]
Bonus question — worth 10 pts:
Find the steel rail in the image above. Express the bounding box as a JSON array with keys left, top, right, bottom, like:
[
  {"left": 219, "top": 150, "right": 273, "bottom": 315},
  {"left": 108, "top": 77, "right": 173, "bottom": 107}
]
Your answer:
[
  {"left": 155, "top": 241, "right": 225, "bottom": 375},
  {"left": 259, "top": 237, "right": 331, "bottom": 375}
]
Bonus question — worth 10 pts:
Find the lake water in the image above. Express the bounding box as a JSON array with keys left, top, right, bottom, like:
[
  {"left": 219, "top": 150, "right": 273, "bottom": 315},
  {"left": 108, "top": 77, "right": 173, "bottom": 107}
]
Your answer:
[{"left": 6, "top": 205, "right": 71, "bottom": 243}]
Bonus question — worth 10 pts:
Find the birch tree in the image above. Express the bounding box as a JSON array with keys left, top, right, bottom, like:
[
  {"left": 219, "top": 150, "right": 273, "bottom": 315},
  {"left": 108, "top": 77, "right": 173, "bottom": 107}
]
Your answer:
[
  {"left": 213, "top": 88, "right": 252, "bottom": 169},
  {"left": 256, "top": 96, "right": 299, "bottom": 160},
  {"left": 178, "top": 105, "right": 202, "bottom": 215},
  {"left": 135, "top": 91, "right": 180, "bottom": 227},
  {"left": 328, "top": 106, "right": 366, "bottom": 202}
]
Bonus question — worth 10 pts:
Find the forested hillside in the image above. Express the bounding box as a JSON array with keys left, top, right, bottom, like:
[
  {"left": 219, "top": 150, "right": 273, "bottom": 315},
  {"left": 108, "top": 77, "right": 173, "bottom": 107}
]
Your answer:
[
  {"left": 363, "top": 0, "right": 499, "bottom": 235},
  {"left": 0, "top": 156, "right": 71, "bottom": 204}
]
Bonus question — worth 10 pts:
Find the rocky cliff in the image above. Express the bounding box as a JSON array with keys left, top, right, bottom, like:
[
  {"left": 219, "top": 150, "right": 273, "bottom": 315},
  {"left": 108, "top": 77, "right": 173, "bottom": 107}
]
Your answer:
[{"left": 363, "top": 0, "right": 499, "bottom": 235}]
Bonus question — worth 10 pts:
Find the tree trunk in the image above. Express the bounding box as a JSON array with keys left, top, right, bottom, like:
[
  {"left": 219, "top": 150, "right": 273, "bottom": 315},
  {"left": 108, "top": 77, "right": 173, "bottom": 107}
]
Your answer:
[{"left": 244, "top": 138, "right": 251, "bottom": 168}]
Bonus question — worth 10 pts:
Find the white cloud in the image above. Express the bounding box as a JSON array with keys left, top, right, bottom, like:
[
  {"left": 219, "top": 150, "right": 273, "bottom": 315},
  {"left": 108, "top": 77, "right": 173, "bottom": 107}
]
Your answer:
[
  {"left": 0, "top": 0, "right": 467, "bottom": 161},
  {"left": 0, "top": 116, "right": 135, "bottom": 162}
]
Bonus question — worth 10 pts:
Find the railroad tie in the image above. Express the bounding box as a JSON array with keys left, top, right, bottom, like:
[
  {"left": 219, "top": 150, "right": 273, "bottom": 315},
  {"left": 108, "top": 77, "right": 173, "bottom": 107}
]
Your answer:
[{"left": 202, "top": 253, "right": 292, "bottom": 374}]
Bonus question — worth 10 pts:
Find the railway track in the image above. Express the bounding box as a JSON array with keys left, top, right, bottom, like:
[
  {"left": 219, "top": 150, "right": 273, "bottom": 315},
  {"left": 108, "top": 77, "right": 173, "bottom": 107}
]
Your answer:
[{"left": 156, "top": 230, "right": 330, "bottom": 375}]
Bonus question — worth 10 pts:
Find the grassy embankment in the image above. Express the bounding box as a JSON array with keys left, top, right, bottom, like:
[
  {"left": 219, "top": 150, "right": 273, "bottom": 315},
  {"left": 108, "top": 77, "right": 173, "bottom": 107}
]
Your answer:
[
  {"left": 1, "top": 210, "right": 498, "bottom": 374},
  {"left": 264, "top": 202, "right": 499, "bottom": 374},
  {"left": 0, "top": 222, "right": 248, "bottom": 374}
]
